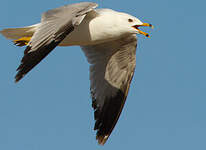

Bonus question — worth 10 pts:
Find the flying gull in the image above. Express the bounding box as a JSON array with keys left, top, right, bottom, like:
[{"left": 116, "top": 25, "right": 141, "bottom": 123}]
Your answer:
[{"left": 0, "top": 2, "right": 153, "bottom": 145}]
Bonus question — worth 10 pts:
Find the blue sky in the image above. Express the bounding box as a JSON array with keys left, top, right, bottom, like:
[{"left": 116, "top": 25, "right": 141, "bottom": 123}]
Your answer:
[{"left": 0, "top": 0, "right": 206, "bottom": 149}]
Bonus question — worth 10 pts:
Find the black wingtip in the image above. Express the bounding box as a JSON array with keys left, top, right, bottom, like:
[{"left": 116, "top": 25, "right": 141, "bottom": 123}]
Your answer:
[
  {"left": 96, "top": 134, "right": 109, "bottom": 145},
  {"left": 93, "top": 90, "right": 126, "bottom": 145},
  {"left": 15, "top": 73, "right": 24, "bottom": 83},
  {"left": 14, "top": 61, "right": 26, "bottom": 83}
]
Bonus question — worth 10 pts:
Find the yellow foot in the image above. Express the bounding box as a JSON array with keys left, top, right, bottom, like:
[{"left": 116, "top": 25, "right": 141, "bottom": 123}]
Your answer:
[{"left": 13, "top": 37, "right": 31, "bottom": 47}]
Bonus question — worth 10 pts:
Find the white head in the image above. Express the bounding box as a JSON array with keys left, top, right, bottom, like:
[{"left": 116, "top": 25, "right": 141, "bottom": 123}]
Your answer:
[
  {"left": 115, "top": 11, "right": 153, "bottom": 37},
  {"left": 86, "top": 9, "right": 153, "bottom": 43}
]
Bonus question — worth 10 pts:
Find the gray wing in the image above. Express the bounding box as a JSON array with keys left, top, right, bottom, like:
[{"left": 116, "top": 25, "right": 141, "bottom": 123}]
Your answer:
[
  {"left": 15, "top": 2, "right": 98, "bottom": 82},
  {"left": 81, "top": 35, "right": 137, "bottom": 145}
]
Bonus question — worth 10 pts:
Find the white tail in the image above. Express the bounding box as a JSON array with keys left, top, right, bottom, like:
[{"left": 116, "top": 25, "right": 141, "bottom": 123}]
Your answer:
[{"left": 0, "top": 24, "right": 39, "bottom": 40}]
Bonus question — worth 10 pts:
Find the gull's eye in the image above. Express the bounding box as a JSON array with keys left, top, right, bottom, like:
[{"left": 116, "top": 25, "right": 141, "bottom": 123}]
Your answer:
[{"left": 128, "top": 18, "right": 133, "bottom": 22}]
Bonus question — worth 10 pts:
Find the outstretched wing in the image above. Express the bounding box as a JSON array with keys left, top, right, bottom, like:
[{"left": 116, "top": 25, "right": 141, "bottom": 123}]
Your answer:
[
  {"left": 81, "top": 35, "right": 137, "bottom": 145},
  {"left": 15, "top": 2, "right": 98, "bottom": 82}
]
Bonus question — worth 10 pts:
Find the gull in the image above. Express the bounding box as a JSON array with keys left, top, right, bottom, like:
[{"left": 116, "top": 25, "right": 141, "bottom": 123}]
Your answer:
[{"left": 0, "top": 2, "right": 153, "bottom": 145}]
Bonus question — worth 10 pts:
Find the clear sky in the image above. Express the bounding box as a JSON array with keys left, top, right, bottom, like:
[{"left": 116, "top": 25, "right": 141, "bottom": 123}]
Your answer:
[{"left": 0, "top": 0, "right": 206, "bottom": 149}]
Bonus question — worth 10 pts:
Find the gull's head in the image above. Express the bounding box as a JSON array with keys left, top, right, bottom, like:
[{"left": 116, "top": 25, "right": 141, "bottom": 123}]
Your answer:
[
  {"left": 87, "top": 9, "right": 153, "bottom": 42},
  {"left": 117, "top": 12, "right": 153, "bottom": 37}
]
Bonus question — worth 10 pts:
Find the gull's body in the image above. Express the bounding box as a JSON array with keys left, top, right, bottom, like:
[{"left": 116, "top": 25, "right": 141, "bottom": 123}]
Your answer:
[{"left": 0, "top": 2, "right": 153, "bottom": 145}]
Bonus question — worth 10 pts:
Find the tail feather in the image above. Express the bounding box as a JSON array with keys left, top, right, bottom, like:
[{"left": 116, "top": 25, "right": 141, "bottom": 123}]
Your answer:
[{"left": 0, "top": 24, "right": 39, "bottom": 40}]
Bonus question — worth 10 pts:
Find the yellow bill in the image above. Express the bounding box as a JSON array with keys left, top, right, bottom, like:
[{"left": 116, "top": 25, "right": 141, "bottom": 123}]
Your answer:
[{"left": 133, "top": 23, "right": 154, "bottom": 38}]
